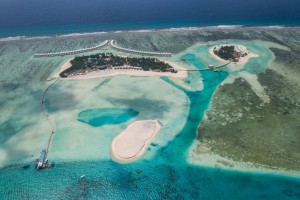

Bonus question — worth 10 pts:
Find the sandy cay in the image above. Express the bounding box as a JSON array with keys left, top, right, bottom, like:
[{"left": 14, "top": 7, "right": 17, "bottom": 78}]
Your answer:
[{"left": 111, "top": 120, "right": 161, "bottom": 163}]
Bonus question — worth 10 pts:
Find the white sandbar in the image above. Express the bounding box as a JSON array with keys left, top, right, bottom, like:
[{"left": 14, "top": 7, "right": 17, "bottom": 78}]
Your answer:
[{"left": 111, "top": 120, "right": 161, "bottom": 163}]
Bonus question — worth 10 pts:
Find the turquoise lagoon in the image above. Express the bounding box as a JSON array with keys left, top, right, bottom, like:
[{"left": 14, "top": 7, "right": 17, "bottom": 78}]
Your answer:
[
  {"left": 0, "top": 40, "right": 300, "bottom": 199},
  {"left": 78, "top": 108, "right": 138, "bottom": 127}
]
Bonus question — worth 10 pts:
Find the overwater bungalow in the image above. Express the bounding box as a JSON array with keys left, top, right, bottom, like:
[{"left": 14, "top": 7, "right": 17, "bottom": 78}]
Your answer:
[{"left": 34, "top": 40, "right": 109, "bottom": 58}]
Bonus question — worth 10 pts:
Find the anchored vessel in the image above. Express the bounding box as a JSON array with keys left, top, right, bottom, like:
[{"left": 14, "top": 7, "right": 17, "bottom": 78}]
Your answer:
[
  {"left": 36, "top": 149, "right": 47, "bottom": 169},
  {"left": 35, "top": 149, "right": 55, "bottom": 170}
]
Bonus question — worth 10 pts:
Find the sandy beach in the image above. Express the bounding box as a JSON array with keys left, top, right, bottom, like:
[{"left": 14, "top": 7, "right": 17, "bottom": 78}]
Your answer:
[
  {"left": 51, "top": 59, "right": 187, "bottom": 80},
  {"left": 208, "top": 44, "right": 259, "bottom": 67},
  {"left": 111, "top": 120, "right": 161, "bottom": 163},
  {"left": 51, "top": 59, "right": 72, "bottom": 80}
]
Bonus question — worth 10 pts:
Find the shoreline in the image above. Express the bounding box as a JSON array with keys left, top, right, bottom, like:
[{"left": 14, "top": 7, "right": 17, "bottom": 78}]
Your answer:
[
  {"left": 2, "top": 26, "right": 300, "bottom": 41},
  {"left": 51, "top": 59, "right": 187, "bottom": 80},
  {"left": 111, "top": 120, "right": 161, "bottom": 163},
  {"left": 51, "top": 59, "right": 72, "bottom": 80},
  {"left": 188, "top": 141, "right": 300, "bottom": 178}
]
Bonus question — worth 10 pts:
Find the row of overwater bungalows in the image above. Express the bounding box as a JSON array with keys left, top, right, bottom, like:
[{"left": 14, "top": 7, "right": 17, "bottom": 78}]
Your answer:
[
  {"left": 34, "top": 40, "right": 109, "bottom": 58},
  {"left": 109, "top": 40, "right": 171, "bottom": 57}
]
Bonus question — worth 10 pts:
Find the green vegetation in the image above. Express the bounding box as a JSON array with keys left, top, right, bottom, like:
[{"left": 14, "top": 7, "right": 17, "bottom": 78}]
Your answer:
[
  {"left": 213, "top": 45, "right": 239, "bottom": 61},
  {"left": 60, "top": 53, "right": 176, "bottom": 78}
]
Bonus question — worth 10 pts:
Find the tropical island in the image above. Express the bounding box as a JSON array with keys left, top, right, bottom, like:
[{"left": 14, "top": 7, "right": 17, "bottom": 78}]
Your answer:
[
  {"left": 59, "top": 53, "right": 177, "bottom": 78},
  {"left": 213, "top": 45, "right": 247, "bottom": 61},
  {"left": 209, "top": 44, "right": 258, "bottom": 67}
]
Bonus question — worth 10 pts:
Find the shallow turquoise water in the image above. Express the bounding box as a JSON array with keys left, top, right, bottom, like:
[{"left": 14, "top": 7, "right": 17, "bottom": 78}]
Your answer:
[
  {"left": 0, "top": 48, "right": 300, "bottom": 199},
  {"left": 160, "top": 57, "right": 228, "bottom": 161},
  {"left": 78, "top": 108, "right": 138, "bottom": 127},
  {"left": 1, "top": 159, "right": 300, "bottom": 199}
]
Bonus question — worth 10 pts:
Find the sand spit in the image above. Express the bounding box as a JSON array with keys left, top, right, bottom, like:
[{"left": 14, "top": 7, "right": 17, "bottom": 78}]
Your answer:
[
  {"left": 168, "top": 77, "right": 191, "bottom": 90},
  {"left": 51, "top": 59, "right": 72, "bottom": 80},
  {"left": 209, "top": 44, "right": 259, "bottom": 68},
  {"left": 111, "top": 120, "right": 161, "bottom": 163},
  {"left": 51, "top": 59, "right": 187, "bottom": 80}
]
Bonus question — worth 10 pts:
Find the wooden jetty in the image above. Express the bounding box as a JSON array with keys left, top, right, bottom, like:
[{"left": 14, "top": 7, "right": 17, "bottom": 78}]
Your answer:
[
  {"left": 177, "top": 62, "right": 231, "bottom": 72},
  {"left": 36, "top": 78, "right": 60, "bottom": 170}
]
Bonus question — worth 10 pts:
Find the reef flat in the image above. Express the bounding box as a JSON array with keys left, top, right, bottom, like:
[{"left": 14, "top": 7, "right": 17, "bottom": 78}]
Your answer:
[
  {"left": 194, "top": 30, "right": 300, "bottom": 172},
  {"left": 1, "top": 27, "right": 300, "bottom": 168},
  {"left": 1, "top": 27, "right": 300, "bottom": 199}
]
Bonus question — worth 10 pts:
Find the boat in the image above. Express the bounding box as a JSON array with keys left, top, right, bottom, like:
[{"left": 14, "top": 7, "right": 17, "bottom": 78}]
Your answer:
[{"left": 36, "top": 149, "right": 47, "bottom": 170}]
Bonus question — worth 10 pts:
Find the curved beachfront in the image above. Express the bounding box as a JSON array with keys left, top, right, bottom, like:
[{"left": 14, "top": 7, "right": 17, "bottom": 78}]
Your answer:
[{"left": 111, "top": 120, "right": 161, "bottom": 163}]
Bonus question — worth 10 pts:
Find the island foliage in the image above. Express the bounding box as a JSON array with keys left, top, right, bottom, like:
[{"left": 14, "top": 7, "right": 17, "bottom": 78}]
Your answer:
[
  {"left": 213, "top": 45, "right": 239, "bottom": 61},
  {"left": 60, "top": 53, "right": 176, "bottom": 78}
]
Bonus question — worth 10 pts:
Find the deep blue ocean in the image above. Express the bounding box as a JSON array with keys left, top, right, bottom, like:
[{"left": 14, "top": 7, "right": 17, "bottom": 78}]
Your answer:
[{"left": 0, "top": 0, "right": 300, "bottom": 37}]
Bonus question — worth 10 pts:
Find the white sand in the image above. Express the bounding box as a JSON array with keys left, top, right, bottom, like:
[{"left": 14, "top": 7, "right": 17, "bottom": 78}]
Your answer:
[
  {"left": 111, "top": 120, "right": 161, "bottom": 163},
  {"left": 209, "top": 44, "right": 259, "bottom": 68},
  {"left": 168, "top": 77, "right": 191, "bottom": 90},
  {"left": 51, "top": 59, "right": 72, "bottom": 80},
  {"left": 51, "top": 59, "right": 187, "bottom": 80}
]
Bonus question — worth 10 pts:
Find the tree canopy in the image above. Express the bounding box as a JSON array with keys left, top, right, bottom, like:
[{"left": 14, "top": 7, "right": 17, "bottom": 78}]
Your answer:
[{"left": 60, "top": 53, "right": 176, "bottom": 78}]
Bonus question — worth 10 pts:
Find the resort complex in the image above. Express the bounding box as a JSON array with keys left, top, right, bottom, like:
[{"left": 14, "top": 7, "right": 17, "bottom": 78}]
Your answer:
[{"left": 59, "top": 53, "right": 177, "bottom": 78}]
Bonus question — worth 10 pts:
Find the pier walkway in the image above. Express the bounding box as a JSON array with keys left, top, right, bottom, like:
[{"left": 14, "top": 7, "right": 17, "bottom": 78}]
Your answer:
[
  {"left": 34, "top": 40, "right": 172, "bottom": 58},
  {"left": 40, "top": 78, "right": 60, "bottom": 153},
  {"left": 177, "top": 61, "right": 231, "bottom": 72}
]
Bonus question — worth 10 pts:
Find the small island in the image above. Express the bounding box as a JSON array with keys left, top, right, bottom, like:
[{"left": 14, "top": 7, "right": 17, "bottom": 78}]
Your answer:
[
  {"left": 111, "top": 120, "right": 161, "bottom": 163},
  {"left": 213, "top": 45, "right": 248, "bottom": 62},
  {"left": 59, "top": 53, "right": 177, "bottom": 78},
  {"left": 209, "top": 44, "right": 258, "bottom": 67}
]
